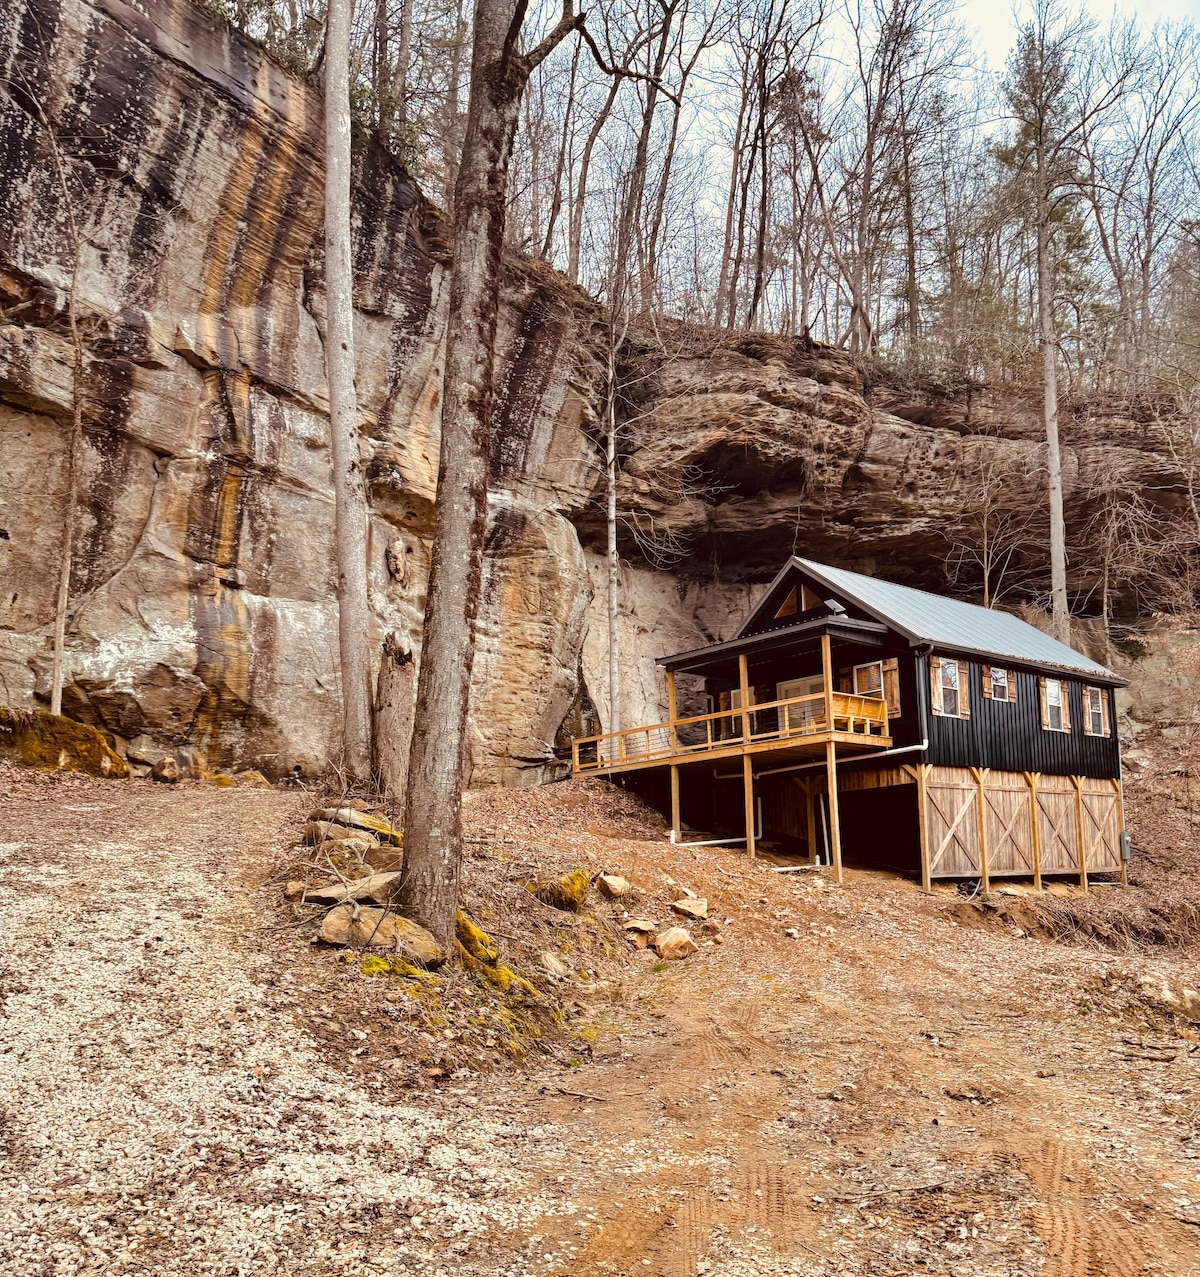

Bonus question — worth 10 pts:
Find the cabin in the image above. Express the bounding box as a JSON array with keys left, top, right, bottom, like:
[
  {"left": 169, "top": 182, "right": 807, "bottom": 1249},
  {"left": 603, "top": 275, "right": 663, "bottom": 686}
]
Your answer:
[{"left": 572, "top": 557, "right": 1129, "bottom": 891}]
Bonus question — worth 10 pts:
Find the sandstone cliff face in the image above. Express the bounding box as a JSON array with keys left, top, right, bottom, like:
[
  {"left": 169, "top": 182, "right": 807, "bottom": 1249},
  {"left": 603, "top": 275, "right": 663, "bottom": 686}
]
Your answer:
[
  {"left": 0, "top": 0, "right": 1185, "bottom": 780},
  {"left": 0, "top": 0, "right": 600, "bottom": 781},
  {"left": 584, "top": 330, "right": 1182, "bottom": 594}
]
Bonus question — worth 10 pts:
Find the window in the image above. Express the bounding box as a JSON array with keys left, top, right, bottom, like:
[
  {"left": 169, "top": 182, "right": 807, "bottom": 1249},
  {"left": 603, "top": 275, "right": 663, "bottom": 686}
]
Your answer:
[
  {"left": 1039, "top": 677, "right": 1071, "bottom": 733},
  {"left": 853, "top": 661, "right": 883, "bottom": 697},
  {"left": 1083, "top": 687, "right": 1110, "bottom": 737},
  {"left": 940, "top": 660, "right": 960, "bottom": 717},
  {"left": 988, "top": 667, "right": 1013, "bottom": 701},
  {"left": 930, "top": 657, "right": 969, "bottom": 718}
]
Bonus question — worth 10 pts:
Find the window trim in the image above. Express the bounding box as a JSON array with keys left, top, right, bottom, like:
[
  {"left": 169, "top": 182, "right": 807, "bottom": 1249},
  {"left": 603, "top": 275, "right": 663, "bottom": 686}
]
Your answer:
[
  {"left": 986, "top": 666, "right": 1014, "bottom": 703},
  {"left": 852, "top": 660, "right": 884, "bottom": 698},
  {"left": 930, "top": 656, "right": 970, "bottom": 719},
  {"left": 1040, "top": 676, "right": 1071, "bottom": 734},
  {"left": 1083, "top": 686, "right": 1110, "bottom": 737}
]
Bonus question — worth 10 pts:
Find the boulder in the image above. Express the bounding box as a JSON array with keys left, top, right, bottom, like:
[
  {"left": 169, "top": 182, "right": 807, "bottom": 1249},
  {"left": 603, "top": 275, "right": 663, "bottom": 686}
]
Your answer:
[
  {"left": 671, "top": 896, "right": 709, "bottom": 921},
  {"left": 597, "top": 873, "right": 635, "bottom": 899},
  {"left": 149, "top": 756, "right": 180, "bottom": 784},
  {"left": 126, "top": 734, "right": 170, "bottom": 766},
  {"left": 234, "top": 769, "right": 273, "bottom": 788},
  {"left": 149, "top": 746, "right": 208, "bottom": 782},
  {"left": 0, "top": 707, "right": 130, "bottom": 779},
  {"left": 654, "top": 926, "right": 699, "bottom": 960},
  {"left": 302, "top": 872, "right": 402, "bottom": 908},
  {"left": 318, "top": 905, "right": 444, "bottom": 967},
  {"left": 1137, "top": 974, "right": 1200, "bottom": 1022},
  {"left": 311, "top": 806, "right": 403, "bottom": 846}
]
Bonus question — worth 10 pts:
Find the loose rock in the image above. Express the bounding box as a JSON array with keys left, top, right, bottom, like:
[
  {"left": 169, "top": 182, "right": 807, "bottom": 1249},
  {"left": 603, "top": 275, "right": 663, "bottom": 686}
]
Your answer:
[
  {"left": 539, "top": 951, "right": 572, "bottom": 978},
  {"left": 311, "top": 807, "right": 403, "bottom": 846},
  {"left": 302, "top": 872, "right": 402, "bottom": 908},
  {"left": 597, "top": 873, "right": 635, "bottom": 899},
  {"left": 304, "top": 820, "right": 381, "bottom": 847},
  {"left": 671, "top": 896, "right": 709, "bottom": 920},
  {"left": 150, "top": 756, "right": 180, "bottom": 784},
  {"left": 654, "top": 926, "right": 699, "bottom": 960},
  {"left": 318, "top": 905, "right": 444, "bottom": 967}
]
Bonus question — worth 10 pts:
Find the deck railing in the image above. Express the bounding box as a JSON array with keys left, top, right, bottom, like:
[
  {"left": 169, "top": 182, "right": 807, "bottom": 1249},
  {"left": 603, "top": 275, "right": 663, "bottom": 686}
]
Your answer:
[{"left": 572, "top": 691, "right": 889, "bottom": 773}]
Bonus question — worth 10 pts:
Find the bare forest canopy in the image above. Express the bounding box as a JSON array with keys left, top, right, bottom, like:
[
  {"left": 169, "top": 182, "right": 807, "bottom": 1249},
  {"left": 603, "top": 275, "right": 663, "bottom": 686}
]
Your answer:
[{"left": 207, "top": 0, "right": 1200, "bottom": 392}]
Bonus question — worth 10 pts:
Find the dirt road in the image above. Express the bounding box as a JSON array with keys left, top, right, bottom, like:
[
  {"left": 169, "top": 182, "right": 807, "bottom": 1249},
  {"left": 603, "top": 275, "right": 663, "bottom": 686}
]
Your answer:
[{"left": 1, "top": 768, "right": 1198, "bottom": 1276}]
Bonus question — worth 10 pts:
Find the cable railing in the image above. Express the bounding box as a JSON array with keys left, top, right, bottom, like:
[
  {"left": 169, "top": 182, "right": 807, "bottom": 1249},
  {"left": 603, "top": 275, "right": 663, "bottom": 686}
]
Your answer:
[{"left": 572, "top": 691, "right": 890, "bottom": 773}]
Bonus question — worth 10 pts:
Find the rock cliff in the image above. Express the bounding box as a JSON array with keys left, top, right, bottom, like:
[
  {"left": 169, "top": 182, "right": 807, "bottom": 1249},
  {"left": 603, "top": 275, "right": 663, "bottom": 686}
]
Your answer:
[
  {"left": 0, "top": 0, "right": 601, "bottom": 781},
  {"left": 0, "top": 0, "right": 1185, "bottom": 779}
]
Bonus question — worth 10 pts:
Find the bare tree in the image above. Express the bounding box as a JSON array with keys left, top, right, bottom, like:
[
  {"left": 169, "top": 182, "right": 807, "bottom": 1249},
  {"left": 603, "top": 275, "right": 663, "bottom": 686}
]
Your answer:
[
  {"left": 1002, "top": 0, "right": 1137, "bottom": 641},
  {"left": 397, "top": 0, "right": 583, "bottom": 946},
  {"left": 325, "top": 0, "right": 374, "bottom": 779}
]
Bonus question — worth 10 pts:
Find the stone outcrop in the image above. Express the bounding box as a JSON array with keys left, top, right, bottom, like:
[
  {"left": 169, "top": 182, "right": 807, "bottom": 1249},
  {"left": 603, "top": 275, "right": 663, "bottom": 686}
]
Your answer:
[
  {"left": 0, "top": 0, "right": 1187, "bottom": 779},
  {"left": 0, "top": 0, "right": 600, "bottom": 782}
]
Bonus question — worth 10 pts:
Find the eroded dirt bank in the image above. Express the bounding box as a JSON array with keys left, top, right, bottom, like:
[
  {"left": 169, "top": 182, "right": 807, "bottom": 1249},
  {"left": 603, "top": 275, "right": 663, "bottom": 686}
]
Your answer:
[{"left": 1, "top": 767, "right": 1198, "bottom": 1277}]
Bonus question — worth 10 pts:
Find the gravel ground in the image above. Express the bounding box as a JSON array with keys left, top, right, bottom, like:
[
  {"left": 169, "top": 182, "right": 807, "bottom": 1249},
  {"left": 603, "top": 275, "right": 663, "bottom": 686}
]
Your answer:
[
  {"left": 2, "top": 762, "right": 1199, "bottom": 1277},
  {"left": 0, "top": 767, "right": 558, "bottom": 1277}
]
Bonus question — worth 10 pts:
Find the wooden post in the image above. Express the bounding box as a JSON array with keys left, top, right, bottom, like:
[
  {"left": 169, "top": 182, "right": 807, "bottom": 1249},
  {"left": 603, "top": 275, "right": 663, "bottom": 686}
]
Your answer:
[
  {"left": 1073, "top": 775, "right": 1088, "bottom": 893},
  {"left": 820, "top": 632, "right": 834, "bottom": 731},
  {"left": 825, "top": 739, "right": 843, "bottom": 884},
  {"left": 670, "top": 764, "right": 681, "bottom": 843},
  {"left": 973, "top": 767, "right": 990, "bottom": 895},
  {"left": 738, "top": 653, "right": 752, "bottom": 745},
  {"left": 1115, "top": 777, "right": 1128, "bottom": 887},
  {"left": 915, "top": 764, "right": 932, "bottom": 892},
  {"left": 1026, "top": 772, "right": 1042, "bottom": 892},
  {"left": 804, "top": 777, "right": 817, "bottom": 864},
  {"left": 667, "top": 670, "right": 679, "bottom": 754},
  {"left": 743, "top": 753, "right": 756, "bottom": 859}
]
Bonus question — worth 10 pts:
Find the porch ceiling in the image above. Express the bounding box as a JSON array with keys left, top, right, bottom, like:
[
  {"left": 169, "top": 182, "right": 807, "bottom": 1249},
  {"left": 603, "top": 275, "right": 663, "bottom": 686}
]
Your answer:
[{"left": 655, "top": 616, "right": 888, "bottom": 680}]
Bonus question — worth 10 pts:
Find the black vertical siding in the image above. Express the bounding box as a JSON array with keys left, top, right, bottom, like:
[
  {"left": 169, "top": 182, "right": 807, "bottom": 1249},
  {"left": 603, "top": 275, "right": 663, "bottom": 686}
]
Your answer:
[{"left": 922, "top": 659, "right": 1120, "bottom": 779}]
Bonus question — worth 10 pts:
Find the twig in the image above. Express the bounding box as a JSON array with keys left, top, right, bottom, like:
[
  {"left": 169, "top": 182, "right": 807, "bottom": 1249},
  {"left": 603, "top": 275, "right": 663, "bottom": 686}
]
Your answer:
[{"left": 556, "top": 1086, "right": 608, "bottom": 1102}]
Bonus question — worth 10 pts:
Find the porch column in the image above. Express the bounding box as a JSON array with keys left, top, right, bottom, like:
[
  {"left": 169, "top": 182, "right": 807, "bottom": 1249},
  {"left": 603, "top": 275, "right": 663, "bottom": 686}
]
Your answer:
[
  {"left": 825, "top": 740, "right": 843, "bottom": 884},
  {"left": 670, "top": 764, "right": 681, "bottom": 843},
  {"left": 666, "top": 669, "right": 679, "bottom": 754},
  {"left": 738, "top": 653, "right": 752, "bottom": 745},
  {"left": 820, "top": 632, "right": 834, "bottom": 730},
  {"left": 803, "top": 777, "right": 817, "bottom": 864},
  {"left": 743, "top": 753, "right": 756, "bottom": 858}
]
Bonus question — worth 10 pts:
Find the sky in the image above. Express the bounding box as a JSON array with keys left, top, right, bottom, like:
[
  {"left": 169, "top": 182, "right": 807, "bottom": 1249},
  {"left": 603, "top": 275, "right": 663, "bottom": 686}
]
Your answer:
[{"left": 956, "top": 0, "right": 1200, "bottom": 70}]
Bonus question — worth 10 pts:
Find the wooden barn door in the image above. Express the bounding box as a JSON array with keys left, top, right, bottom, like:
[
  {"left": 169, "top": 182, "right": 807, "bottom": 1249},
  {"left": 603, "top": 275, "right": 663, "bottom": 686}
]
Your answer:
[
  {"left": 925, "top": 767, "right": 981, "bottom": 878},
  {"left": 982, "top": 772, "right": 1036, "bottom": 876},
  {"left": 1033, "top": 776, "right": 1080, "bottom": 873},
  {"left": 1079, "top": 778, "right": 1122, "bottom": 874}
]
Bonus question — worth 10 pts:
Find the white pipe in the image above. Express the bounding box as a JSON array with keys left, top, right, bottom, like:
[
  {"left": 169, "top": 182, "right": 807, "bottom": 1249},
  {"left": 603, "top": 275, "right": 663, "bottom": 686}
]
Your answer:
[{"left": 668, "top": 835, "right": 748, "bottom": 848}]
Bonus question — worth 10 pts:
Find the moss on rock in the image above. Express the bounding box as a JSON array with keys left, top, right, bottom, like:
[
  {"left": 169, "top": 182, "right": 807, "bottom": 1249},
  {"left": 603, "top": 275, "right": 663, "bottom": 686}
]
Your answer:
[
  {"left": 529, "top": 869, "right": 590, "bottom": 913},
  {"left": 0, "top": 707, "right": 130, "bottom": 778}
]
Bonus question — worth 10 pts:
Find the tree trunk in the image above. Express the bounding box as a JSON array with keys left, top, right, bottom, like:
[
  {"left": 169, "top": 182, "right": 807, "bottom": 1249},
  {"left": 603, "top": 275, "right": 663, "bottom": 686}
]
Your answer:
[
  {"left": 325, "top": 0, "right": 374, "bottom": 779},
  {"left": 1035, "top": 153, "right": 1070, "bottom": 641},
  {"left": 398, "top": 0, "right": 580, "bottom": 948},
  {"left": 605, "top": 342, "right": 621, "bottom": 734},
  {"left": 374, "top": 633, "right": 417, "bottom": 805}
]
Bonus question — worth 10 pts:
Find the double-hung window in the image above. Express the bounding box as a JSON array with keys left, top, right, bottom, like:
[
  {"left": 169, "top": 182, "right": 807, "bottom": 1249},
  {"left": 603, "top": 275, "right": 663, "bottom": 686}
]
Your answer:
[
  {"left": 1039, "top": 677, "right": 1071, "bottom": 733},
  {"left": 930, "top": 657, "right": 969, "bottom": 718},
  {"left": 1083, "top": 686, "right": 1110, "bottom": 737}
]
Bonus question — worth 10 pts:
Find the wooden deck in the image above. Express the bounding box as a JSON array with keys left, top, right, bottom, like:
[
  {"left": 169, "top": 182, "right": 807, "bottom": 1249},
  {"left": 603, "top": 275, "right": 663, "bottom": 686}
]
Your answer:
[{"left": 571, "top": 690, "right": 891, "bottom": 776}]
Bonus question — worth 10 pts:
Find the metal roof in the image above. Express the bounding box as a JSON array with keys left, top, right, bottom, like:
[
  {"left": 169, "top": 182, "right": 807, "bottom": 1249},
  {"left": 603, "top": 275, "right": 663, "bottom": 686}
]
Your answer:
[{"left": 744, "top": 557, "right": 1124, "bottom": 684}]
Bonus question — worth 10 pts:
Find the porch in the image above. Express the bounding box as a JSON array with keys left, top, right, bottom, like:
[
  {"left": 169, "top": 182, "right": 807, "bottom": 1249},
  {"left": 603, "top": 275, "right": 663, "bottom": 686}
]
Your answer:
[{"left": 570, "top": 624, "right": 897, "bottom": 882}]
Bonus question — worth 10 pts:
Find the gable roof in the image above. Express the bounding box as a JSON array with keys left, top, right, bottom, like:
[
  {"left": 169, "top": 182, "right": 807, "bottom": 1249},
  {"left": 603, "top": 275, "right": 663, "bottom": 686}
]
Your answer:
[{"left": 738, "top": 557, "right": 1123, "bottom": 685}]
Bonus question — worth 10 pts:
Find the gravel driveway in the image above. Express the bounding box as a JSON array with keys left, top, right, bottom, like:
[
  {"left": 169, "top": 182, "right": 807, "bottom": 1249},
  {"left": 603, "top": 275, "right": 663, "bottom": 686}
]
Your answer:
[{"left": 0, "top": 771, "right": 548, "bottom": 1277}]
